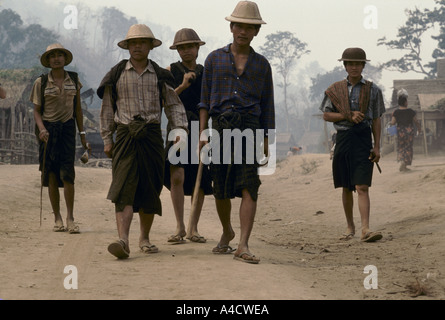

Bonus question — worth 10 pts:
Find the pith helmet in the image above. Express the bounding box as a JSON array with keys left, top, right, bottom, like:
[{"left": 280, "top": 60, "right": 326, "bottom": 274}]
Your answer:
[
  {"left": 118, "top": 24, "right": 162, "bottom": 49},
  {"left": 338, "top": 47, "right": 370, "bottom": 62},
  {"left": 225, "top": 1, "right": 266, "bottom": 25},
  {"left": 170, "top": 28, "right": 205, "bottom": 50},
  {"left": 40, "top": 43, "right": 73, "bottom": 68}
]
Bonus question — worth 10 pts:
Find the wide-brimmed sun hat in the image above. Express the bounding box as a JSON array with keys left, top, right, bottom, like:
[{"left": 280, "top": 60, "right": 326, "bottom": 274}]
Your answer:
[
  {"left": 118, "top": 24, "right": 162, "bottom": 49},
  {"left": 338, "top": 47, "right": 370, "bottom": 62},
  {"left": 40, "top": 43, "right": 73, "bottom": 68},
  {"left": 170, "top": 28, "right": 205, "bottom": 50},
  {"left": 225, "top": 1, "right": 266, "bottom": 25}
]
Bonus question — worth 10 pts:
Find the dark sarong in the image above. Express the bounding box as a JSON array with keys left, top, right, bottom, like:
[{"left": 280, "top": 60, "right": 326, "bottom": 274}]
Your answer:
[
  {"left": 39, "top": 119, "right": 76, "bottom": 187},
  {"left": 108, "top": 119, "right": 164, "bottom": 215},
  {"left": 210, "top": 112, "right": 261, "bottom": 201},
  {"left": 164, "top": 111, "right": 213, "bottom": 196},
  {"left": 333, "top": 123, "right": 374, "bottom": 191}
]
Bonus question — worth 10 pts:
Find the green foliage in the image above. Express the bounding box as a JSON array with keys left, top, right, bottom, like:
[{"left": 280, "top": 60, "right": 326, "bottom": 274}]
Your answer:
[
  {"left": 377, "top": 1, "right": 445, "bottom": 79},
  {"left": 260, "top": 31, "right": 310, "bottom": 131},
  {"left": 260, "top": 31, "right": 310, "bottom": 80},
  {"left": 0, "top": 9, "right": 58, "bottom": 69}
]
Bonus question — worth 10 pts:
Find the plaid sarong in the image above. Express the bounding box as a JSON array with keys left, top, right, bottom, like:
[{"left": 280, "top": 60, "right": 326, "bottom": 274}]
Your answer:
[
  {"left": 210, "top": 112, "right": 261, "bottom": 201},
  {"left": 107, "top": 119, "right": 164, "bottom": 215}
]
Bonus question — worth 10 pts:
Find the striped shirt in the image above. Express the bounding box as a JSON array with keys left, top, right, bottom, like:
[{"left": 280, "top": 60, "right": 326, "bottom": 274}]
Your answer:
[
  {"left": 100, "top": 60, "right": 188, "bottom": 145},
  {"left": 198, "top": 44, "right": 275, "bottom": 131},
  {"left": 320, "top": 77, "right": 385, "bottom": 131}
]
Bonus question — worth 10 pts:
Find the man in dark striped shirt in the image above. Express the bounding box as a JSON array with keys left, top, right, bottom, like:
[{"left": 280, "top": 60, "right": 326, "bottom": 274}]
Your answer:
[{"left": 198, "top": 1, "right": 275, "bottom": 264}]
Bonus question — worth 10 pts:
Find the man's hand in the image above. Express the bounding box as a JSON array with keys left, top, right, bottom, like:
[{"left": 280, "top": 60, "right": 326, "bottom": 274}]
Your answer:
[
  {"left": 369, "top": 147, "right": 380, "bottom": 163},
  {"left": 39, "top": 129, "right": 49, "bottom": 143},
  {"left": 351, "top": 111, "right": 365, "bottom": 124},
  {"left": 104, "top": 143, "right": 113, "bottom": 158}
]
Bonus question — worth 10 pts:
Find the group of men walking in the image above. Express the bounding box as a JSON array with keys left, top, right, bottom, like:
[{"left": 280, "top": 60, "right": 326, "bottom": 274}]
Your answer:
[{"left": 30, "top": 0, "right": 385, "bottom": 265}]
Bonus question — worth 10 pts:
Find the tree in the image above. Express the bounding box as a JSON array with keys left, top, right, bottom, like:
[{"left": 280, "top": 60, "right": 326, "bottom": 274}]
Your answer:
[
  {"left": 100, "top": 7, "right": 137, "bottom": 60},
  {"left": 377, "top": 7, "right": 434, "bottom": 78},
  {"left": 0, "top": 9, "right": 58, "bottom": 68},
  {"left": 377, "top": 1, "right": 445, "bottom": 79},
  {"left": 260, "top": 31, "right": 310, "bottom": 132},
  {"left": 428, "top": 0, "right": 445, "bottom": 70}
]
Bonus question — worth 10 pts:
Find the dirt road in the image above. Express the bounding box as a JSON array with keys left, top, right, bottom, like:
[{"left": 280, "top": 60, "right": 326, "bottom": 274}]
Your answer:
[{"left": 1, "top": 153, "right": 444, "bottom": 301}]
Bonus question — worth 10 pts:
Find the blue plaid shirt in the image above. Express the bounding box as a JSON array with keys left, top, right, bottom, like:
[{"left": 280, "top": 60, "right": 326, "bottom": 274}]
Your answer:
[{"left": 198, "top": 44, "right": 275, "bottom": 131}]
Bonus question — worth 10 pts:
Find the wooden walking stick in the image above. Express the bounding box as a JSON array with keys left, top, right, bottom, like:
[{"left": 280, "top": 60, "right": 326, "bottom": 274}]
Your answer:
[
  {"left": 187, "top": 160, "right": 203, "bottom": 237},
  {"left": 40, "top": 141, "right": 47, "bottom": 227}
]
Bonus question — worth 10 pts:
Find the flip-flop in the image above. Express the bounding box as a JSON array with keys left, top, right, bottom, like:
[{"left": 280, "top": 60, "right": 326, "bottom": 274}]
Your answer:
[
  {"left": 108, "top": 240, "right": 130, "bottom": 259},
  {"left": 212, "top": 245, "right": 235, "bottom": 254},
  {"left": 140, "top": 242, "right": 159, "bottom": 254},
  {"left": 187, "top": 235, "right": 207, "bottom": 243},
  {"left": 339, "top": 233, "right": 355, "bottom": 241},
  {"left": 168, "top": 234, "right": 186, "bottom": 245},
  {"left": 361, "top": 231, "right": 383, "bottom": 242},
  {"left": 53, "top": 225, "right": 66, "bottom": 232},
  {"left": 67, "top": 224, "right": 80, "bottom": 234},
  {"left": 234, "top": 252, "right": 260, "bottom": 264}
]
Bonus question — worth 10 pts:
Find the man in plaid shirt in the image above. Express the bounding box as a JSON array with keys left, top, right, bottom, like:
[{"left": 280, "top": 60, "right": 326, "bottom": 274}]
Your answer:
[
  {"left": 198, "top": 1, "right": 275, "bottom": 264},
  {"left": 99, "top": 24, "right": 188, "bottom": 259}
]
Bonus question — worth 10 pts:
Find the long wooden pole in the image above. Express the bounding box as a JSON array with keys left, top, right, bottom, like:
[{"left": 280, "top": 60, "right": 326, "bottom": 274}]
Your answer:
[
  {"left": 187, "top": 161, "right": 203, "bottom": 236},
  {"left": 422, "top": 111, "right": 428, "bottom": 156}
]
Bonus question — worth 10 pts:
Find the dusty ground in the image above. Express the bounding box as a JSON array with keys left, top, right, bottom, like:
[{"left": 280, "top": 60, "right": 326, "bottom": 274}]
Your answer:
[{"left": 0, "top": 152, "right": 444, "bottom": 301}]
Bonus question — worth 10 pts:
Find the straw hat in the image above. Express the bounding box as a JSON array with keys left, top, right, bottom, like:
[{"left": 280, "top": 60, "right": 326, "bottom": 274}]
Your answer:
[
  {"left": 118, "top": 24, "right": 162, "bottom": 49},
  {"left": 338, "top": 48, "right": 370, "bottom": 62},
  {"left": 40, "top": 43, "right": 73, "bottom": 68},
  {"left": 169, "top": 28, "right": 205, "bottom": 50},
  {"left": 225, "top": 1, "right": 266, "bottom": 25}
]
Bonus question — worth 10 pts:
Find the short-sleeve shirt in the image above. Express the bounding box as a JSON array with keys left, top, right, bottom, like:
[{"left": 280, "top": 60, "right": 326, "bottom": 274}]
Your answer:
[
  {"left": 30, "top": 71, "right": 82, "bottom": 123},
  {"left": 393, "top": 108, "right": 416, "bottom": 128}
]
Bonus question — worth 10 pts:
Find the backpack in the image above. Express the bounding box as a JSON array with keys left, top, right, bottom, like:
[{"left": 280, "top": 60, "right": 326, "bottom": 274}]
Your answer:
[
  {"left": 34, "top": 71, "right": 79, "bottom": 141},
  {"left": 96, "top": 59, "right": 176, "bottom": 113}
]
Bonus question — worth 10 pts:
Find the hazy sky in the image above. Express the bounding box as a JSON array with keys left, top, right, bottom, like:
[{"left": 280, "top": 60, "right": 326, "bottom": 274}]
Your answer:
[
  {"left": 2, "top": 0, "right": 440, "bottom": 93},
  {"left": 71, "top": 0, "right": 437, "bottom": 67}
]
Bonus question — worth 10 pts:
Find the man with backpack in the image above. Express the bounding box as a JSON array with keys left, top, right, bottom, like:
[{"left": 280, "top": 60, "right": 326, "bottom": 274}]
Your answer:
[
  {"left": 30, "top": 43, "right": 89, "bottom": 234},
  {"left": 98, "top": 24, "right": 188, "bottom": 259}
]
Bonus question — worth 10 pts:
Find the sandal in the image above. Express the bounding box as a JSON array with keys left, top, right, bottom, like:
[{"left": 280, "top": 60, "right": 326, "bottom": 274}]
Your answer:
[
  {"left": 234, "top": 252, "right": 260, "bottom": 264},
  {"left": 67, "top": 224, "right": 80, "bottom": 234},
  {"left": 53, "top": 225, "right": 66, "bottom": 232},
  {"left": 108, "top": 240, "right": 130, "bottom": 259},
  {"left": 361, "top": 231, "right": 383, "bottom": 242},
  {"left": 140, "top": 242, "right": 159, "bottom": 254},
  {"left": 168, "top": 234, "right": 186, "bottom": 245},
  {"left": 339, "top": 233, "right": 355, "bottom": 241},
  {"left": 212, "top": 244, "right": 235, "bottom": 254},
  {"left": 187, "top": 235, "right": 207, "bottom": 243}
]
